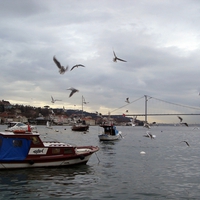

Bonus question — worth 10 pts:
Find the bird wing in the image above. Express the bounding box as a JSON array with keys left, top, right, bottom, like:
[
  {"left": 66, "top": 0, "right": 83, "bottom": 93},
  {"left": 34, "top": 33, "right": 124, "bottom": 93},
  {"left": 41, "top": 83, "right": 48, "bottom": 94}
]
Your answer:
[
  {"left": 69, "top": 90, "right": 75, "bottom": 97},
  {"left": 68, "top": 88, "right": 79, "bottom": 97},
  {"left": 113, "top": 51, "right": 117, "bottom": 58},
  {"left": 70, "top": 66, "right": 76, "bottom": 71},
  {"left": 71, "top": 64, "right": 85, "bottom": 71},
  {"left": 182, "top": 141, "right": 190, "bottom": 146},
  {"left": 116, "top": 57, "right": 127, "bottom": 62},
  {"left": 177, "top": 116, "right": 183, "bottom": 122},
  {"left": 53, "top": 56, "right": 62, "bottom": 69},
  {"left": 76, "top": 64, "right": 85, "bottom": 67}
]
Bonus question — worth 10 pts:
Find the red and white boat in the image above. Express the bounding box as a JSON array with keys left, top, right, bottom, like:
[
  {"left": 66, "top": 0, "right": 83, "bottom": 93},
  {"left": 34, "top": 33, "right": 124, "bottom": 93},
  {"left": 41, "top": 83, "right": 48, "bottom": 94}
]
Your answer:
[{"left": 0, "top": 128, "right": 99, "bottom": 169}]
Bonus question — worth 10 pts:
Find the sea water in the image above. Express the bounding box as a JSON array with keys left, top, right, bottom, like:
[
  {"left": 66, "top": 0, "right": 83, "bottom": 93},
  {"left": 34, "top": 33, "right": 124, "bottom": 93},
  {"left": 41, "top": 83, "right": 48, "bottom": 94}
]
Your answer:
[{"left": 0, "top": 124, "right": 200, "bottom": 199}]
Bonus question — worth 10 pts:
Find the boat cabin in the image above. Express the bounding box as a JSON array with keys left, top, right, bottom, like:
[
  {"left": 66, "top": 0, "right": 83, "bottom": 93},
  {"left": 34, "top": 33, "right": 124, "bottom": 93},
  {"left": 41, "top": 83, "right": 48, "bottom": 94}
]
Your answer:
[
  {"left": 101, "top": 125, "right": 119, "bottom": 136},
  {"left": 0, "top": 131, "right": 75, "bottom": 162}
]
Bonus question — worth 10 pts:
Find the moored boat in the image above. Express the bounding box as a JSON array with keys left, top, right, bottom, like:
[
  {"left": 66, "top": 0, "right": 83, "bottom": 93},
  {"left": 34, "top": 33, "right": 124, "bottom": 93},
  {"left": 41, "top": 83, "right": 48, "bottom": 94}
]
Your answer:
[
  {"left": 71, "top": 123, "right": 89, "bottom": 132},
  {"left": 0, "top": 129, "right": 99, "bottom": 169},
  {"left": 98, "top": 124, "right": 122, "bottom": 141},
  {"left": 5, "top": 121, "right": 37, "bottom": 132}
]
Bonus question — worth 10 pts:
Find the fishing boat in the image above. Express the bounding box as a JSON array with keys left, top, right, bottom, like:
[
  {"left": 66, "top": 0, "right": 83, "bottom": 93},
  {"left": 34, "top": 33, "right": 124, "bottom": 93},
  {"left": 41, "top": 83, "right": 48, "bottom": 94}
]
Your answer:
[
  {"left": 98, "top": 123, "right": 122, "bottom": 141},
  {"left": 5, "top": 121, "right": 37, "bottom": 132},
  {"left": 71, "top": 121, "right": 89, "bottom": 132},
  {"left": 71, "top": 96, "right": 90, "bottom": 132},
  {"left": 0, "top": 126, "right": 99, "bottom": 169}
]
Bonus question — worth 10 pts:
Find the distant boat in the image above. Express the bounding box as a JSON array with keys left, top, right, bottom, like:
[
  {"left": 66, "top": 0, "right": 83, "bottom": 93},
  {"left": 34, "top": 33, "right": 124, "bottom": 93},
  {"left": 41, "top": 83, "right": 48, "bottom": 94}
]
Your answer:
[
  {"left": 5, "top": 122, "right": 37, "bottom": 132},
  {"left": 71, "top": 96, "right": 90, "bottom": 132},
  {"left": 71, "top": 122, "right": 89, "bottom": 132},
  {"left": 98, "top": 124, "right": 122, "bottom": 141},
  {"left": 0, "top": 129, "right": 99, "bottom": 169}
]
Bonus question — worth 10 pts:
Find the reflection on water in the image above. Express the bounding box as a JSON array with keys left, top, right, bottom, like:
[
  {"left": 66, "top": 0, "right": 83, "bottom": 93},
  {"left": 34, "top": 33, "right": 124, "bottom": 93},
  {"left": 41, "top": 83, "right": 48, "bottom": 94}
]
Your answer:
[{"left": 0, "top": 165, "right": 99, "bottom": 199}]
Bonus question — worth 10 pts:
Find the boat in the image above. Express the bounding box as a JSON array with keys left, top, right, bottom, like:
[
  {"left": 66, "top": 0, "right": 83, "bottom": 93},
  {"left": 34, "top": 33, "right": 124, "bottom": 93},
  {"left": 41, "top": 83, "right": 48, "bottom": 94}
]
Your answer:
[
  {"left": 71, "top": 96, "right": 90, "bottom": 132},
  {"left": 71, "top": 121, "right": 89, "bottom": 132},
  {"left": 98, "top": 123, "right": 122, "bottom": 141},
  {"left": 5, "top": 122, "right": 37, "bottom": 132},
  {"left": 0, "top": 128, "right": 99, "bottom": 169}
]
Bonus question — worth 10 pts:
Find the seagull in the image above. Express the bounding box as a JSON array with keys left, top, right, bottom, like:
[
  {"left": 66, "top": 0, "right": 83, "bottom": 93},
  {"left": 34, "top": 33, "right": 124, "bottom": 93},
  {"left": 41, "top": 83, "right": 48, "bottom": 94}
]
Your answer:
[
  {"left": 181, "top": 122, "right": 189, "bottom": 127},
  {"left": 125, "top": 97, "right": 130, "bottom": 103},
  {"left": 67, "top": 87, "right": 79, "bottom": 97},
  {"left": 181, "top": 141, "right": 190, "bottom": 146},
  {"left": 113, "top": 51, "right": 127, "bottom": 62},
  {"left": 144, "top": 123, "right": 151, "bottom": 129},
  {"left": 82, "top": 96, "right": 89, "bottom": 104},
  {"left": 143, "top": 131, "right": 156, "bottom": 139},
  {"left": 51, "top": 96, "right": 61, "bottom": 103},
  {"left": 70, "top": 64, "right": 85, "bottom": 71},
  {"left": 177, "top": 116, "right": 183, "bottom": 123},
  {"left": 53, "top": 56, "right": 69, "bottom": 74}
]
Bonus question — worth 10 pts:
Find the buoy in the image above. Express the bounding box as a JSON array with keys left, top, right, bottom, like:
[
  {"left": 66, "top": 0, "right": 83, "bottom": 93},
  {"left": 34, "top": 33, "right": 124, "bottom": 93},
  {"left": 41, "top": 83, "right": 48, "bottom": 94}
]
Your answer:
[{"left": 140, "top": 151, "right": 146, "bottom": 155}]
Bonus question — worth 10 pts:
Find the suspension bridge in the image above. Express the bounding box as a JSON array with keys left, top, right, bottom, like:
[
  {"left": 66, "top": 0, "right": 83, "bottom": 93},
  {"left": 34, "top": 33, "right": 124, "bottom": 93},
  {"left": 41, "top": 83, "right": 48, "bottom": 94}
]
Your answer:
[{"left": 110, "top": 95, "right": 200, "bottom": 123}]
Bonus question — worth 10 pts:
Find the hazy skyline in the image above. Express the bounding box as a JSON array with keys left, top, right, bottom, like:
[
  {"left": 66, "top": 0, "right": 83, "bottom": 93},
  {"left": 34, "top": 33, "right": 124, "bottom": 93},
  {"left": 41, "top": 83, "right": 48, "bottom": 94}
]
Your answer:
[{"left": 1, "top": 0, "right": 200, "bottom": 123}]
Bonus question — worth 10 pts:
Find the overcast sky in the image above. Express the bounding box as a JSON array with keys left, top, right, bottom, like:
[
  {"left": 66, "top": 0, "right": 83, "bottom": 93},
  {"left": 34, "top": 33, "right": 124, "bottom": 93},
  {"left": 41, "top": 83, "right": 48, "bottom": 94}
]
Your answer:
[{"left": 1, "top": 0, "right": 200, "bottom": 123}]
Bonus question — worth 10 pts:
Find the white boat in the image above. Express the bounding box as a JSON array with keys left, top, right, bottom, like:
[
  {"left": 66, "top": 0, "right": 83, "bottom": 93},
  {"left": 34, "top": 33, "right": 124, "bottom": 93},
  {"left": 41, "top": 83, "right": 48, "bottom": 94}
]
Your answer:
[
  {"left": 98, "top": 124, "right": 122, "bottom": 141},
  {"left": 5, "top": 122, "right": 37, "bottom": 132}
]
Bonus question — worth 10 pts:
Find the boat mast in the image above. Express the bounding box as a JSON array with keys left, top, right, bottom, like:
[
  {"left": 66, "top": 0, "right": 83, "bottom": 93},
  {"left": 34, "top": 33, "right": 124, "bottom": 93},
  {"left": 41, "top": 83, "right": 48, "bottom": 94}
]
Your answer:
[
  {"left": 145, "top": 95, "right": 147, "bottom": 123},
  {"left": 82, "top": 95, "right": 84, "bottom": 118}
]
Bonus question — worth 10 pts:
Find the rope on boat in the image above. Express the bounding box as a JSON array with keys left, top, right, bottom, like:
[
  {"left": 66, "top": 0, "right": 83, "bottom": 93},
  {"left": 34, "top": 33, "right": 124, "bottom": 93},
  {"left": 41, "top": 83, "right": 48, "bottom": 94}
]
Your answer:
[{"left": 95, "top": 152, "right": 100, "bottom": 163}]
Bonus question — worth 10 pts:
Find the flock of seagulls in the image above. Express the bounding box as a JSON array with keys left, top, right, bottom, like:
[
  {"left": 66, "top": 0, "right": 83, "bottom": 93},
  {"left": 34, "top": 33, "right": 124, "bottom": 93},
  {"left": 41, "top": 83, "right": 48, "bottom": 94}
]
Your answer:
[
  {"left": 141, "top": 116, "right": 190, "bottom": 149},
  {"left": 52, "top": 50, "right": 126, "bottom": 101},
  {"left": 52, "top": 55, "right": 85, "bottom": 99},
  {"left": 53, "top": 56, "right": 86, "bottom": 74}
]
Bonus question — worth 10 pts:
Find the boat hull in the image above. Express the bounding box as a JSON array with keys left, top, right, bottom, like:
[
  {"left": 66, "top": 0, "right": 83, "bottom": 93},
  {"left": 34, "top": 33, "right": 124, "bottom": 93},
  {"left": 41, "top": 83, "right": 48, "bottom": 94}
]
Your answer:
[
  {"left": 71, "top": 125, "right": 89, "bottom": 132},
  {"left": 98, "top": 133, "right": 121, "bottom": 141},
  {"left": 0, "top": 154, "right": 93, "bottom": 169}
]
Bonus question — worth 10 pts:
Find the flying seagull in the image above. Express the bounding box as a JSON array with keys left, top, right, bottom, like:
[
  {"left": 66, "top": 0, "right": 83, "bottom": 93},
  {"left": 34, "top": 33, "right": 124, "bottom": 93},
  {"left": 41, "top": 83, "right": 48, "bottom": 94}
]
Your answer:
[
  {"left": 144, "top": 123, "right": 151, "bottom": 129},
  {"left": 113, "top": 51, "right": 127, "bottom": 62},
  {"left": 125, "top": 97, "right": 130, "bottom": 103},
  {"left": 70, "top": 64, "right": 85, "bottom": 71},
  {"left": 67, "top": 87, "right": 79, "bottom": 97},
  {"left": 181, "top": 141, "right": 190, "bottom": 146},
  {"left": 177, "top": 116, "right": 183, "bottom": 123},
  {"left": 143, "top": 131, "right": 156, "bottom": 139},
  {"left": 181, "top": 122, "right": 189, "bottom": 127},
  {"left": 53, "top": 56, "right": 69, "bottom": 74},
  {"left": 177, "top": 116, "right": 188, "bottom": 127},
  {"left": 51, "top": 96, "right": 61, "bottom": 103}
]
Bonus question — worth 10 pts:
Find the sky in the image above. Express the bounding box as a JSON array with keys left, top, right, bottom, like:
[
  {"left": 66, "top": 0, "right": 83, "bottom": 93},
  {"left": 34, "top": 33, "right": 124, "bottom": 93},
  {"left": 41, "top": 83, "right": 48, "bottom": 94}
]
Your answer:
[{"left": 1, "top": 0, "right": 200, "bottom": 123}]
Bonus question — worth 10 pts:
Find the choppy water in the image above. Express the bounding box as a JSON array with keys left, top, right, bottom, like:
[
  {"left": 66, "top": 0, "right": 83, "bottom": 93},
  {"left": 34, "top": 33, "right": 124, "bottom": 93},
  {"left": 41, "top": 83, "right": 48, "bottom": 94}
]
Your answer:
[{"left": 0, "top": 124, "right": 200, "bottom": 199}]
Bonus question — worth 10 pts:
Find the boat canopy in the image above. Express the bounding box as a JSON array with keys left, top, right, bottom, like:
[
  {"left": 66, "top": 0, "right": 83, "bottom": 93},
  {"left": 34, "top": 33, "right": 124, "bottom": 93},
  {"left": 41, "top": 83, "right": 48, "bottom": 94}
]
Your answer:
[{"left": 0, "top": 136, "right": 31, "bottom": 161}]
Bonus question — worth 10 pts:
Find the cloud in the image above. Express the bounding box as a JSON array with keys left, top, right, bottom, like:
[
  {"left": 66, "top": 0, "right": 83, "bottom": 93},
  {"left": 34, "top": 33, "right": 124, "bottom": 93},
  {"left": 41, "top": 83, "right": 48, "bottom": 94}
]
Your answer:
[{"left": 1, "top": 0, "right": 200, "bottom": 123}]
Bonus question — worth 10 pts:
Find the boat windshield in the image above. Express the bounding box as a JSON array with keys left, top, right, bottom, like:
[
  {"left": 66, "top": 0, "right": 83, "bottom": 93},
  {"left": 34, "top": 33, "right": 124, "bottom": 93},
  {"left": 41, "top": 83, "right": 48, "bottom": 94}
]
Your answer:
[{"left": 7, "top": 123, "right": 17, "bottom": 128}]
